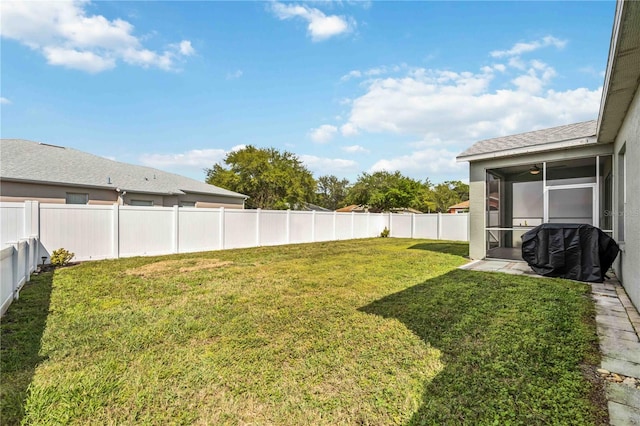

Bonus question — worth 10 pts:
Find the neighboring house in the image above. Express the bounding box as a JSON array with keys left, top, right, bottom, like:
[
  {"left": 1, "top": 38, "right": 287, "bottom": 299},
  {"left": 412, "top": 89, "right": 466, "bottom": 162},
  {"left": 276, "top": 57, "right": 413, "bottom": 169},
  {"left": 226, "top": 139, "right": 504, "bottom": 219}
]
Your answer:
[
  {"left": 447, "top": 200, "right": 469, "bottom": 214},
  {"left": 457, "top": 0, "right": 639, "bottom": 308},
  {"left": 301, "top": 203, "right": 332, "bottom": 212},
  {"left": 336, "top": 205, "right": 384, "bottom": 213},
  {"left": 389, "top": 207, "right": 423, "bottom": 214},
  {"left": 0, "top": 139, "right": 248, "bottom": 208}
]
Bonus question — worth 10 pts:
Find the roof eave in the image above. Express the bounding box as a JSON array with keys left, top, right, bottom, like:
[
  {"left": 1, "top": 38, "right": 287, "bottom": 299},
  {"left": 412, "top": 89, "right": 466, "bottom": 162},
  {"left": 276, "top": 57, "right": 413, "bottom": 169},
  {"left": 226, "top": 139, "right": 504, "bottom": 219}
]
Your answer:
[
  {"left": 596, "top": 0, "right": 640, "bottom": 144},
  {"left": 180, "top": 188, "right": 249, "bottom": 199},
  {"left": 0, "top": 177, "right": 120, "bottom": 192},
  {"left": 456, "top": 136, "right": 597, "bottom": 163}
]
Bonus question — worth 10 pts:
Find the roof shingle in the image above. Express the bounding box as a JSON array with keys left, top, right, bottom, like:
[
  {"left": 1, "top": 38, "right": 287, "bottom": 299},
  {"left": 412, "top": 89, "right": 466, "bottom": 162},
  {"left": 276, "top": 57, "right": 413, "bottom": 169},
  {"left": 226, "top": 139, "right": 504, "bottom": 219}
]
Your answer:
[
  {"left": 0, "top": 139, "right": 247, "bottom": 199},
  {"left": 457, "top": 120, "right": 597, "bottom": 160}
]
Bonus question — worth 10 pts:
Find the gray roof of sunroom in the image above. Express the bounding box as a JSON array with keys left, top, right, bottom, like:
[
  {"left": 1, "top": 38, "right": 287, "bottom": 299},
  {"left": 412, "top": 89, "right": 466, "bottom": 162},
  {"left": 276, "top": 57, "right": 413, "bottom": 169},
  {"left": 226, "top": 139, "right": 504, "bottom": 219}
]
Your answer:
[{"left": 457, "top": 120, "right": 598, "bottom": 162}]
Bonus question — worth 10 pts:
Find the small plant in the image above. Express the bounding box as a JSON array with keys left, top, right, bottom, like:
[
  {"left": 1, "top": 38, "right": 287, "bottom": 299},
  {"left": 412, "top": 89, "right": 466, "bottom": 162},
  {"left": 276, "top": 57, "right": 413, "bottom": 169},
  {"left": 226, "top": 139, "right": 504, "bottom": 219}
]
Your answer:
[
  {"left": 380, "top": 227, "right": 390, "bottom": 238},
  {"left": 50, "top": 248, "right": 75, "bottom": 267}
]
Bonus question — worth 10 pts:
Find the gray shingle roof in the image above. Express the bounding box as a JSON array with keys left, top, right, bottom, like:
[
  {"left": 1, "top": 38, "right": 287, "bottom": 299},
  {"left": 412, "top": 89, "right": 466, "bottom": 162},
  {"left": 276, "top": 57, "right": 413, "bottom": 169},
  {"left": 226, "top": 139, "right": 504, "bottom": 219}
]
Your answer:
[
  {"left": 457, "top": 120, "right": 598, "bottom": 160},
  {"left": 0, "top": 139, "right": 247, "bottom": 199}
]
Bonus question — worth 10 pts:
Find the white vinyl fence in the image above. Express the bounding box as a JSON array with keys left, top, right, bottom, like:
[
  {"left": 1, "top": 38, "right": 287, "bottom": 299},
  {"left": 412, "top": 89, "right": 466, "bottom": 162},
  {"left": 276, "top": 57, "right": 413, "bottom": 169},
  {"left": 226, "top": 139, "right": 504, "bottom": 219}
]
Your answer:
[
  {"left": 0, "top": 237, "right": 40, "bottom": 316},
  {"left": 1, "top": 201, "right": 469, "bottom": 315}
]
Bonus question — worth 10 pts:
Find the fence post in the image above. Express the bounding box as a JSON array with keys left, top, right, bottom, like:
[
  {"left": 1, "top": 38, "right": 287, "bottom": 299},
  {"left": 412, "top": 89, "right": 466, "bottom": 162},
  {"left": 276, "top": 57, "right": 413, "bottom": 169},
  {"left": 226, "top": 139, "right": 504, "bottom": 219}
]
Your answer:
[
  {"left": 437, "top": 212, "right": 442, "bottom": 240},
  {"left": 351, "top": 211, "right": 355, "bottom": 239},
  {"left": 256, "top": 208, "right": 261, "bottom": 246},
  {"left": 366, "top": 211, "right": 370, "bottom": 237},
  {"left": 311, "top": 211, "right": 316, "bottom": 242},
  {"left": 24, "top": 200, "right": 33, "bottom": 238},
  {"left": 388, "top": 212, "right": 393, "bottom": 237},
  {"left": 411, "top": 213, "right": 415, "bottom": 239},
  {"left": 112, "top": 203, "right": 120, "bottom": 259},
  {"left": 173, "top": 205, "right": 180, "bottom": 254},
  {"left": 219, "top": 207, "right": 225, "bottom": 250},
  {"left": 467, "top": 212, "right": 471, "bottom": 242},
  {"left": 286, "top": 210, "right": 291, "bottom": 244},
  {"left": 11, "top": 243, "right": 18, "bottom": 301},
  {"left": 333, "top": 211, "right": 337, "bottom": 240},
  {"left": 23, "top": 239, "right": 31, "bottom": 282}
]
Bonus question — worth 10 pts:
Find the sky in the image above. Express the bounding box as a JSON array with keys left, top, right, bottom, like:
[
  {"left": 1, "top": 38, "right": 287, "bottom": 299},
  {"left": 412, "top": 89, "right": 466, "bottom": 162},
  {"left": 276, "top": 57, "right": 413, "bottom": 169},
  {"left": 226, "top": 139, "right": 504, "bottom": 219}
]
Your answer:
[{"left": 1, "top": 1, "right": 616, "bottom": 184}]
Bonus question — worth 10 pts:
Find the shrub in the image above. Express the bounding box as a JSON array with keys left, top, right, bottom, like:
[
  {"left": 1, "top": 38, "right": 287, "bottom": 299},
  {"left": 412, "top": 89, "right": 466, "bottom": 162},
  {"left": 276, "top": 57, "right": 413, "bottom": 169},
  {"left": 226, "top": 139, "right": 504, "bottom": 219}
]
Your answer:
[
  {"left": 50, "top": 248, "right": 75, "bottom": 267},
  {"left": 380, "top": 227, "right": 390, "bottom": 238}
]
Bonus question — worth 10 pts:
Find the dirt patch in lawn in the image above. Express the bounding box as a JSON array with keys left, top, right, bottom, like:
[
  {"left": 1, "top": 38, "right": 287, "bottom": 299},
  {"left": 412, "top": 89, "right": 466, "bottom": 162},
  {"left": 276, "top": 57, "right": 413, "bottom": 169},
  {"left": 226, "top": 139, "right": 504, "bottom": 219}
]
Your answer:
[{"left": 126, "top": 259, "right": 233, "bottom": 277}]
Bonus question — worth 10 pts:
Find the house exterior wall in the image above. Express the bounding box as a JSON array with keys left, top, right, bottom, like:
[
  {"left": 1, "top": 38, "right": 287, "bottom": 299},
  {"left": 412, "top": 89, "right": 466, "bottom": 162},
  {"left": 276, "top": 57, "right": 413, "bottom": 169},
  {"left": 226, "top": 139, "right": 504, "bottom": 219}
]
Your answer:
[
  {"left": 0, "top": 181, "right": 118, "bottom": 205},
  {"left": 0, "top": 181, "right": 245, "bottom": 209},
  {"left": 468, "top": 143, "right": 614, "bottom": 260},
  {"left": 613, "top": 85, "right": 640, "bottom": 309}
]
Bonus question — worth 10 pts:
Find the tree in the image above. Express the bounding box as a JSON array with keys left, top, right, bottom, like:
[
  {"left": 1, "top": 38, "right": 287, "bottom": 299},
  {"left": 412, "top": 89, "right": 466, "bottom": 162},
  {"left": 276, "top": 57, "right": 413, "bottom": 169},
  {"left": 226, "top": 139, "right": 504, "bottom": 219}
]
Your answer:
[
  {"left": 347, "top": 171, "right": 426, "bottom": 211},
  {"left": 315, "top": 175, "right": 351, "bottom": 210},
  {"left": 426, "top": 180, "right": 470, "bottom": 212},
  {"left": 205, "top": 146, "right": 316, "bottom": 210}
]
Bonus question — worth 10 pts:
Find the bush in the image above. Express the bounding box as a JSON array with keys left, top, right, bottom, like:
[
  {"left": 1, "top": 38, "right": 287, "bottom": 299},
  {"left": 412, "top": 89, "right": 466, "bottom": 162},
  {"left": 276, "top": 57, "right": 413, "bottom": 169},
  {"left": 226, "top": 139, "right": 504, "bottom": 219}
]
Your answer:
[
  {"left": 380, "top": 227, "right": 390, "bottom": 238},
  {"left": 50, "top": 248, "right": 75, "bottom": 267}
]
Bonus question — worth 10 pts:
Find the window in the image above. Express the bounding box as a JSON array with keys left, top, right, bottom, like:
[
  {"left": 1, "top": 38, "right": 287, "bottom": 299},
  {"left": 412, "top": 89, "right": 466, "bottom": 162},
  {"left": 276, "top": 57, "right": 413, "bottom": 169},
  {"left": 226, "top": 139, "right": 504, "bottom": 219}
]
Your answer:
[
  {"left": 130, "top": 199, "right": 154, "bottom": 206},
  {"left": 180, "top": 201, "right": 196, "bottom": 207},
  {"left": 66, "top": 192, "right": 88, "bottom": 204}
]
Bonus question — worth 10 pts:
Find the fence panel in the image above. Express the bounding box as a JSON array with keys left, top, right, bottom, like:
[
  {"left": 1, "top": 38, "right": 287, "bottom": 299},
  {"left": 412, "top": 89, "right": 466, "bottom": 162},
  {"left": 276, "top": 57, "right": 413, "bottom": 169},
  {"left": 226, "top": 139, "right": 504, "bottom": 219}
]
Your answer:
[
  {"left": 0, "top": 202, "right": 26, "bottom": 247},
  {"left": 119, "top": 206, "right": 173, "bottom": 257},
  {"left": 178, "top": 208, "right": 221, "bottom": 253},
  {"left": 0, "top": 246, "right": 14, "bottom": 316},
  {"left": 352, "top": 214, "right": 370, "bottom": 238},
  {"left": 334, "top": 213, "right": 352, "bottom": 240},
  {"left": 414, "top": 215, "right": 439, "bottom": 239},
  {"left": 289, "top": 211, "right": 313, "bottom": 244},
  {"left": 40, "top": 204, "right": 113, "bottom": 261},
  {"left": 368, "top": 213, "right": 388, "bottom": 237},
  {"left": 259, "top": 211, "right": 288, "bottom": 246},
  {"left": 314, "top": 212, "right": 334, "bottom": 242},
  {"left": 224, "top": 210, "right": 257, "bottom": 249},
  {"left": 391, "top": 215, "right": 413, "bottom": 238},
  {"left": 440, "top": 213, "right": 469, "bottom": 241}
]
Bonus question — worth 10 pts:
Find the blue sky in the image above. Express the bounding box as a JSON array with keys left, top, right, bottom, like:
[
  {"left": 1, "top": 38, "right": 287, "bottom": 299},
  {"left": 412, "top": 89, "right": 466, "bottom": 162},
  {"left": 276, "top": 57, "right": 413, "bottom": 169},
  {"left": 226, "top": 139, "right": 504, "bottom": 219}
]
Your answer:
[{"left": 1, "top": 1, "right": 615, "bottom": 184}]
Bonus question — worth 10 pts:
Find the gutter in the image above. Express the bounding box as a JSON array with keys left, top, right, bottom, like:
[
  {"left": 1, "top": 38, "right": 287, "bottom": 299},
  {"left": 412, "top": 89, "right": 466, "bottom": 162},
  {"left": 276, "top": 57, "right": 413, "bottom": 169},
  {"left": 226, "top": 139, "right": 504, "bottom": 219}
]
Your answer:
[{"left": 456, "top": 136, "right": 598, "bottom": 163}]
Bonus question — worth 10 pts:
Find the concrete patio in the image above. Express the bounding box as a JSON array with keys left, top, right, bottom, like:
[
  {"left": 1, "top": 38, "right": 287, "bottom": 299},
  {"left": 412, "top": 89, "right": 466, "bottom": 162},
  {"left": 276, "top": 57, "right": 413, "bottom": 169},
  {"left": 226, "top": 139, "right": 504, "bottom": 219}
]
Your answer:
[{"left": 460, "top": 259, "right": 640, "bottom": 425}]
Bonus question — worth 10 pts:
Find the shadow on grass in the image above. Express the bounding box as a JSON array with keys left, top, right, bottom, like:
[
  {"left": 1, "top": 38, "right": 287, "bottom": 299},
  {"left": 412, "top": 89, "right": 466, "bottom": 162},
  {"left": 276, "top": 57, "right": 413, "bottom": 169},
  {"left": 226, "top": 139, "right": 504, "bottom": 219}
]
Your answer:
[
  {"left": 407, "top": 241, "right": 469, "bottom": 258},
  {"left": 1, "top": 272, "right": 54, "bottom": 426},
  {"left": 359, "top": 268, "right": 607, "bottom": 425}
]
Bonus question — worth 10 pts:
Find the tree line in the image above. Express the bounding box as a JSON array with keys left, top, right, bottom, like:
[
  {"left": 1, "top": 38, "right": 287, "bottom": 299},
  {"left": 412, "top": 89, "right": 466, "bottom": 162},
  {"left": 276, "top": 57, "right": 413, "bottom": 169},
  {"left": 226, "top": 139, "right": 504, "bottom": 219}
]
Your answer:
[{"left": 206, "top": 145, "right": 468, "bottom": 212}]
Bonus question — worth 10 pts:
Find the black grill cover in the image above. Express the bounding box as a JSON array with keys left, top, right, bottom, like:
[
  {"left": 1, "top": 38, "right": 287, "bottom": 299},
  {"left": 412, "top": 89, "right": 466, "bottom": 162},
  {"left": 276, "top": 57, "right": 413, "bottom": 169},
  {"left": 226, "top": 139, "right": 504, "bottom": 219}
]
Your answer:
[{"left": 521, "top": 223, "right": 619, "bottom": 283}]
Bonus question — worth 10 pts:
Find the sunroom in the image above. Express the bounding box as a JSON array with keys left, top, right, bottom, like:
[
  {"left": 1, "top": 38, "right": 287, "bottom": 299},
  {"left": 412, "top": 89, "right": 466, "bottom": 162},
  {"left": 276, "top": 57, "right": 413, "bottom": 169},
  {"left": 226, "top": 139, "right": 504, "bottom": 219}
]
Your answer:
[{"left": 458, "top": 120, "right": 615, "bottom": 261}]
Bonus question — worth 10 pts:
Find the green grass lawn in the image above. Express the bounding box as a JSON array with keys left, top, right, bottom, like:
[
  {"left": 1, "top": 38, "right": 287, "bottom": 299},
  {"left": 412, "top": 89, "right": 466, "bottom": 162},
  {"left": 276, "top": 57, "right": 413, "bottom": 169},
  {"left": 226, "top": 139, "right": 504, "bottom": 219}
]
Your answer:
[{"left": 1, "top": 239, "right": 607, "bottom": 425}]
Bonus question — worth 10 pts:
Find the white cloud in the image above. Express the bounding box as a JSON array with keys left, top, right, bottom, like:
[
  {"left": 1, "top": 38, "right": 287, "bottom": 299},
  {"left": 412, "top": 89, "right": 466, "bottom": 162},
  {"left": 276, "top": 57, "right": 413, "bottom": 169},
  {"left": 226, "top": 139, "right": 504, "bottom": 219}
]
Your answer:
[
  {"left": 340, "top": 70, "right": 362, "bottom": 81},
  {"left": 340, "top": 122, "right": 359, "bottom": 136},
  {"left": 370, "top": 148, "right": 466, "bottom": 177},
  {"left": 226, "top": 70, "right": 244, "bottom": 80},
  {"left": 176, "top": 40, "right": 195, "bottom": 56},
  {"left": 0, "top": 97, "right": 12, "bottom": 105},
  {"left": 340, "top": 56, "right": 601, "bottom": 148},
  {"left": 341, "top": 144, "right": 369, "bottom": 153},
  {"left": 300, "top": 154, "right": 358, "bottom": 174},
  {"left": 490, "top": 35, "right": 567, "bottom": 58},
  {"left": 270, "top": 2, "right": 354, "bottom": 41},
  {"left": 309, "top": 124, "right": 338, "bottom": 143},
  {"left": 0, "top": 0, "right": 195, "bottom": 73},
  {"left": 139, "top": 148, "right": 226, "bottom": 168},
  {"left": 340, "top": 65, "right": 404, "bottom": 82}
]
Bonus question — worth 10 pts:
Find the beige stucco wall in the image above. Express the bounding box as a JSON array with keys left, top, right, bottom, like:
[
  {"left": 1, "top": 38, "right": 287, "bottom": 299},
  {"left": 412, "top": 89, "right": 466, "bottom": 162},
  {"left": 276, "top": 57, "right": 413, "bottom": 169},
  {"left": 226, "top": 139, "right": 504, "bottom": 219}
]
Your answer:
[
  {"left": 467, "top": 143, "right": 614, "bottom": 260},
  {"left": 613, "top": 85, "right": 640, "bottom": 310},
  {"left": 0, "top": 181, "right": 245, "bottom": 209},
  {"left": 0, "top": 181, "right": 118, "bottom": 205}
]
